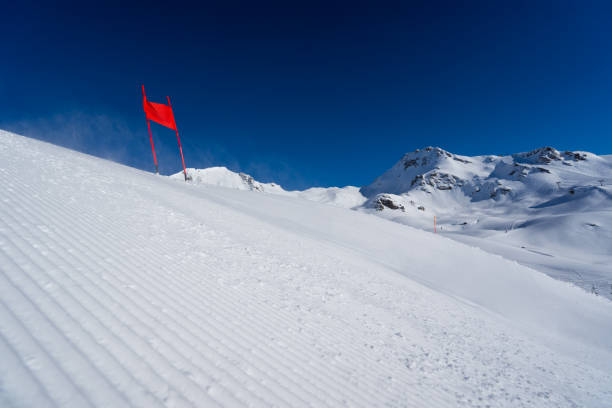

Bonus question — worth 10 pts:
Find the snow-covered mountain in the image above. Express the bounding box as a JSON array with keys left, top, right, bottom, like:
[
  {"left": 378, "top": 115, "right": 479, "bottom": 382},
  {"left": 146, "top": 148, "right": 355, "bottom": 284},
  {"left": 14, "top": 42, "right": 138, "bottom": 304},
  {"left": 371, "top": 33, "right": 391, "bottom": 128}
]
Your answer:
[
  {"left": 178, "top": 146, "right": 612, "bottom": 298},
  {"left": 360, "top": 146, "right": 487, "bottom": 198},
  {"left": 358, "top": 146, "right": 612, "bottom": 298},
  {"left": 360, "top": 146, "right": 609, "bottom": 212},
  {"left": 177, "top": 167, "right": 288, "bottom": 193},
  {"left": 174, "top": 167, "right": 367, "bottom": 208},
  {"left": 2, "top": 129, "right": 612, "bottom": 407}
]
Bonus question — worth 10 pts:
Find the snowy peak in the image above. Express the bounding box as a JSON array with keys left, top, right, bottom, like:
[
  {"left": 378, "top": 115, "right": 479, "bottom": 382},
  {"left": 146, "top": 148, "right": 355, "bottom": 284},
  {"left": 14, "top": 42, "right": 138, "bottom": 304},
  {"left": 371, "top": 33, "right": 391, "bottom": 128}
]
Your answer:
[
  {"left": 176, "top": 146, "right": 608, "bottom": 213},
  {"left": 360, "top": 146, "right": 483, "bottom": 198},
  {"left": 174, "top": 143, "right": 611, "bottom": 301},
  {"left": 173, "top": 167, "right": 286, "bottom": 193},
  {"left": 353, "top": 143, "right": 612, "bottom": 300},
  {"left": 512, "top": 146, "right": 588, "bottom": 165},
  {"left": 400, "top": 146, "right": 471, "bottom": 170},
  {"left": 174, "top": 166, "right": 368, "bottom": 208},
  {"left": 362, "top": 145, "right": 609, "bottom": 201}
]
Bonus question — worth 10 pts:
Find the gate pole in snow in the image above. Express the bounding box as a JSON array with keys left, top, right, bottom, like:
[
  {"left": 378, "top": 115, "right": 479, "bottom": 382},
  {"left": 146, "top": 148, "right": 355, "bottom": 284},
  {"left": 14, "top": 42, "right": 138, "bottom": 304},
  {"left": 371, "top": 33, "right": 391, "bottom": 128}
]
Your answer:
[
  {"left": 167, "top": 96, "right": 188, "bottom": 181},
  {"left": 434, "top": 215, "right": 436, "bottom": 233},
  {"left": 142, "top": 85, "right": 159, "bottom": 174},
  {"left": 146, "top": 119, "right": 159, "bottom": 174}
]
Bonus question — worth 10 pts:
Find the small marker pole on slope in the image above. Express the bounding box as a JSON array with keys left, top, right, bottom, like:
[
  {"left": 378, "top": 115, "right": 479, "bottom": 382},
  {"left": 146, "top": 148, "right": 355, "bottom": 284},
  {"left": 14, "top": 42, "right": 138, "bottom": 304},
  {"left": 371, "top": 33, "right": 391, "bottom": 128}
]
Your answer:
[
  {"left": 142, "top": 85, "right": 159, "bottom": 174},
  {"left": 434, "top": 215, "right": 436, "bottom": 233},
  {"left": 167, "top": 95, "right": 188, "bottom": 181}
]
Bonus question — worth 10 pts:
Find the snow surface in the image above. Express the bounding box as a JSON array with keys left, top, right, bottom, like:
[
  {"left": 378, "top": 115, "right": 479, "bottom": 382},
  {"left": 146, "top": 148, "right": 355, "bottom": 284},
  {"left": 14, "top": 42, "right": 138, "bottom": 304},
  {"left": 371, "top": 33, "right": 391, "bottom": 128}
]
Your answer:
[
  {"left": 177, "top": 146, "right": 612, "bottom": 300},
  {"left": 183, "top": 167, "right": 287, "bottom": 194},
  {"left": 357, "top": 146, "right": 612, "bottom": 299},
  {"left": 2, "top": 130, "right": 612, "bottom": 407},
  {"left": 176, "top": 169, "right": 366, "bottom": 209}
]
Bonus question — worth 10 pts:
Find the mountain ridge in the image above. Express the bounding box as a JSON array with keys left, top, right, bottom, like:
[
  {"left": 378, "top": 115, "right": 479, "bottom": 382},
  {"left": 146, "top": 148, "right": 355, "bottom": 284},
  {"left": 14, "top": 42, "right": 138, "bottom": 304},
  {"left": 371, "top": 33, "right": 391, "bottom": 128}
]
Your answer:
[{"left": 175, "top": 145, "right": 612, "bottom": 299}]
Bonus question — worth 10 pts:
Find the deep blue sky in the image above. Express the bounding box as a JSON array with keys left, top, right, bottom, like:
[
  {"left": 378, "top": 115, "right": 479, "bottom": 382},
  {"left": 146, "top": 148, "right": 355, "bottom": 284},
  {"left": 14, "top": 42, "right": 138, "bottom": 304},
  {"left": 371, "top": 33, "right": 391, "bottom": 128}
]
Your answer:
[{"left": 1, "top": 1, "right": 611, "bottom": 189}]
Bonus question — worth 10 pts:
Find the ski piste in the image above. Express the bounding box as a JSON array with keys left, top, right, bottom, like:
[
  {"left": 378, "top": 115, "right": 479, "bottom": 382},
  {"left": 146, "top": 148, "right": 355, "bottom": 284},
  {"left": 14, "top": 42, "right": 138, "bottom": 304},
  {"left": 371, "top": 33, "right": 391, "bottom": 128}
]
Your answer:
[{"left": 1, "top": 129, "right": 611, "bottom": 407}]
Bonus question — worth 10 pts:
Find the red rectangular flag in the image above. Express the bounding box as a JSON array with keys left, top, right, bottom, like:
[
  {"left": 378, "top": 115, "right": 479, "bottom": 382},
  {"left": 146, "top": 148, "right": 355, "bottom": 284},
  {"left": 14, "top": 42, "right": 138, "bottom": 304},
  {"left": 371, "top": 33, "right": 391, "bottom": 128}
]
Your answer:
[
  {"left": 142, "top": 85, "right": 188, "bottom": 181},
  {"left": 143, "top": 90, "right": 177, "bottom": 130}
]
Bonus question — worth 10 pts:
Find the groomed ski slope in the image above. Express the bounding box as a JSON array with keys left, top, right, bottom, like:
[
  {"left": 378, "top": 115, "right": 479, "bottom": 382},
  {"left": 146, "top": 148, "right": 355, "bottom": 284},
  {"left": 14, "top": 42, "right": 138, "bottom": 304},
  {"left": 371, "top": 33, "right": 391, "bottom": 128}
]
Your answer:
[{"left": 0, "top": 130, "right": 611, "bottom": 407}]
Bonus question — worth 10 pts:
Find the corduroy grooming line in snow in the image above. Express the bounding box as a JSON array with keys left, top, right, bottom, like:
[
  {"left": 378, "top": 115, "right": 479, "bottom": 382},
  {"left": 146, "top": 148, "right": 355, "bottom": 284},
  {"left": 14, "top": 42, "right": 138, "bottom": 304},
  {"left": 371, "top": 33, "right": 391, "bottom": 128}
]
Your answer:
[{"left": 142, "top": 85, "right": 188, "bottom": 180}]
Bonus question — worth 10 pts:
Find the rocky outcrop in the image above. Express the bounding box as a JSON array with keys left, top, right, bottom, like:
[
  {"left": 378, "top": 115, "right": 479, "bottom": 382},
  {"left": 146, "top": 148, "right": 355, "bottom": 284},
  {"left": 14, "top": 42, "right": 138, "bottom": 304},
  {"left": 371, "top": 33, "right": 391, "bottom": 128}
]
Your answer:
[
  {"left": 373, "top": 194, "right": 405, "bottom": 211},
  {"left": 513, "top": 147, "right": 588, "bottom": 165}
]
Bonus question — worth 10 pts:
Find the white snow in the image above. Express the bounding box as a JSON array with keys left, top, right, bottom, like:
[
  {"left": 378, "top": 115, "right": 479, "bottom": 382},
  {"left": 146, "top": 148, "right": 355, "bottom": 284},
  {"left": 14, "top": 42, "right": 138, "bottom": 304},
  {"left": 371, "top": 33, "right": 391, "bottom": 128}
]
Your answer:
[
  {"left": 176, "top": 167, "right": 287, "bottom": 194},
  {"left": 2, "top": 130, "right": 612, "bottom": 407},
  {"left": 356, "top": 146, "right": 612, "bottom": 299},
  {"left": 180, "top": 146, "right": 612, "bottom": 299},
  {"left": 177, "top": 168, "right": 367, "bottom": 208}
]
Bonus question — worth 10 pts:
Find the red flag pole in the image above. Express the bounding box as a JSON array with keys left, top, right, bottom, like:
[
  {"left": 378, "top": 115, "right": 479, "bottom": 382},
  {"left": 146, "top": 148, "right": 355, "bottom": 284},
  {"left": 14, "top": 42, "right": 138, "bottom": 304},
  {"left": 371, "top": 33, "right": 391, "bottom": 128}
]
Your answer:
[
  {"left": 167, "top": 95, "right": 188, "bottom": 181},
  {"left": 142, "top": 85, "right": 159, "bottom": 174}
]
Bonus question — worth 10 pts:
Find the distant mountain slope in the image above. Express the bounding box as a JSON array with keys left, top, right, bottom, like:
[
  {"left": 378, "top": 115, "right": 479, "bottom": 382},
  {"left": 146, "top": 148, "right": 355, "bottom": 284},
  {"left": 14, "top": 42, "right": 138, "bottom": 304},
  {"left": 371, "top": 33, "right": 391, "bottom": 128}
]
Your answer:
[
  {"left": 360, "top": 146, "right": 489, "bottom": 197},
  {"left": 174, "top": 167, "right": 367, "bottom": 208},
  {"left": 176, "top": 167, "right": 287, "bottom": 193},
  {"left": 2, "top": 129, "right": 612, "bottom": 407},
  {"left": 177, "top": 146, "right": 612, "bottom": 298},
  {"left": 360, "top": 146, "right": 610, "bottom": 208},
  {"left": 357, "top": 146, "right": 612, "bottom": 298}
]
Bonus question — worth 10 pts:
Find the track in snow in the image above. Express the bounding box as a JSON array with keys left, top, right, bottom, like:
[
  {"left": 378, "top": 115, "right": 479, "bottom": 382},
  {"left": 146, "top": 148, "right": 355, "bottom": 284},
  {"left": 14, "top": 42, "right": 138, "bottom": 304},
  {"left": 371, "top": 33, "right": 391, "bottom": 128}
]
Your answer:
[{"left": 1, "top": 130, "right": 611, "bottom": 407}]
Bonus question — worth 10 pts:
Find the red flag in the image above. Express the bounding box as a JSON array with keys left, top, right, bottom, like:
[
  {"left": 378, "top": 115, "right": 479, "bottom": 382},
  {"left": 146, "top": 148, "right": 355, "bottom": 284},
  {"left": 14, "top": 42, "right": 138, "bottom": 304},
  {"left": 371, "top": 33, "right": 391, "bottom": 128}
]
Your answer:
[
  {"left": 143, "top": 89, "right": 177, "bottom": 130},
  {"left": 142, "top": 85, "right": 188, "bottom": 180}
]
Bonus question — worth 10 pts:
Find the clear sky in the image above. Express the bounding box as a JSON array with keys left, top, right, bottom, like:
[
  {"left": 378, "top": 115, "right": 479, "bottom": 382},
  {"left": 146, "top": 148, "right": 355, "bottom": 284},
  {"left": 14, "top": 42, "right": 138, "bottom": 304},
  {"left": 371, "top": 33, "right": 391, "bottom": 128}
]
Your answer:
[{"left": 1, "top": 1, "right": 611, "bottom": 189}]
